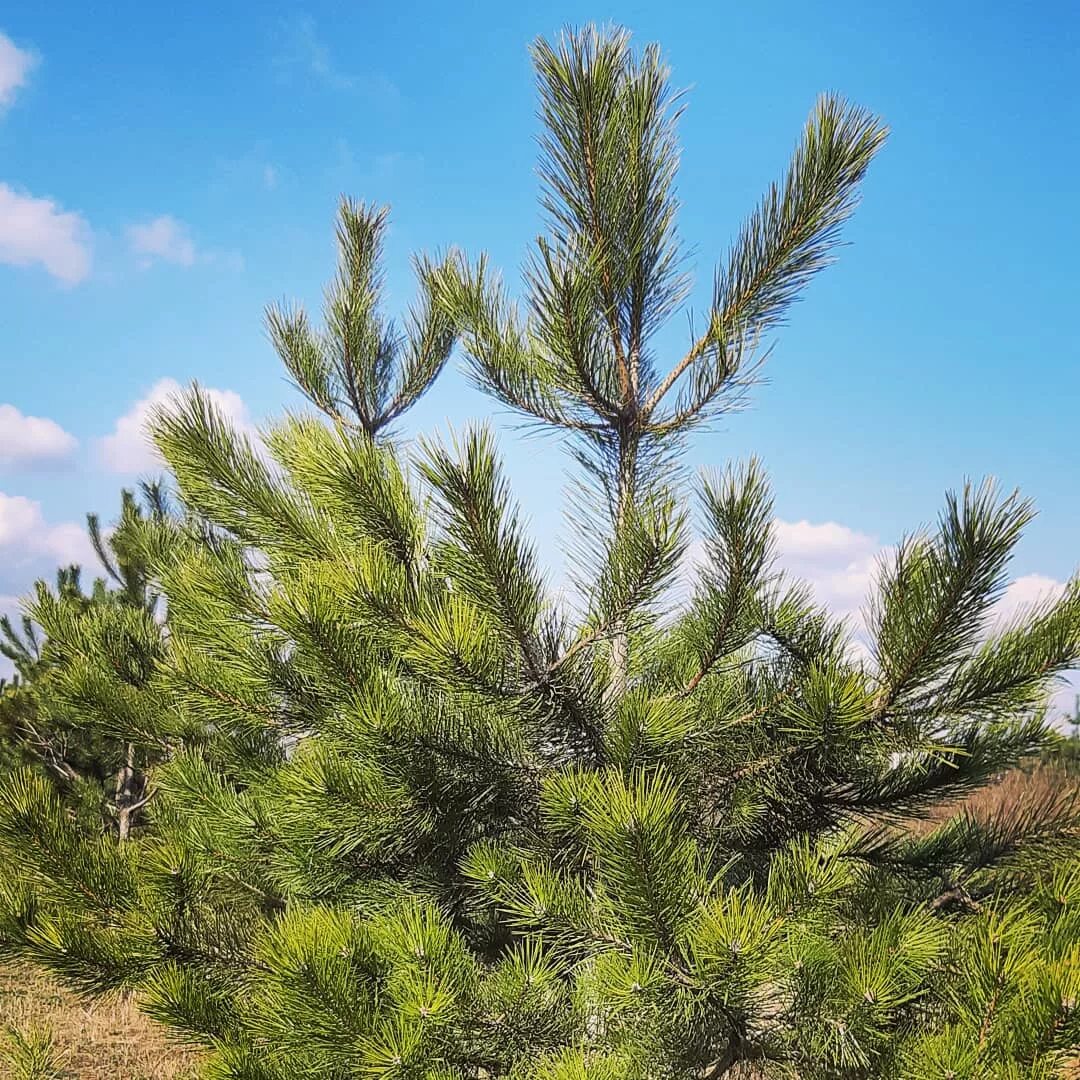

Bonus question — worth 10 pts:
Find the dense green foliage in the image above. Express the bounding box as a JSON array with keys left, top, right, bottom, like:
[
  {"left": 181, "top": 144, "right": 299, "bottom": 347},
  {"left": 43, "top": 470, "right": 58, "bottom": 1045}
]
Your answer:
[
  {"left": 0, "top": 486, "right": 168, "bottom": 836},
  {"left": 1, "top": 26, "right": 1079, "bottom": 1079}
]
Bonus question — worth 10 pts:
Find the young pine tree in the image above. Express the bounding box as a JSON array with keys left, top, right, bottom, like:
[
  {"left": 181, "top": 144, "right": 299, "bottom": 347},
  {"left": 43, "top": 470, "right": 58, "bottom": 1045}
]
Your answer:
[
  {"left": 2, "top": 26, "right": 1079, "bottom": 1080},
  {"left": 0, "top": 484, "right": 169, "bottom": 837}
]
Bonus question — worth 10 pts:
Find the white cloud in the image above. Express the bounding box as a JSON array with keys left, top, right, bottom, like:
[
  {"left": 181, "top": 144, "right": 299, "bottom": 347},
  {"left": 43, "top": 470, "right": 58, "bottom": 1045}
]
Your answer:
[
  {"left": 0, "top": 493, "right": 96, "bottom": 679},
  {"left": 263, "top": 164, "right": 278, "bottom": 190},
  {"left": 0, "top": 491, "right": 39, "bottom": 547},
  {"left": 127, "top": 215, "right": 197, "bottom": 268},
  {"left": 98, "top": 377, "right": 255, "bottom": 474},
  {"left": 0, "top": 183, "right": 92, "bottom": 284},
  {"left": 992, "top": 573, "right": 1068, "bottom": 627},
  {"left": 0, "top": 490, "right": 96, "bottom": 579},
  {"left": 0, "top": 403, "right": 78, "bottom": 467},
  {"left": 0, "top": 31, "right": 36, "bottom": 111},
  {"left": 40, "top": 519, "right": 97, "bottom": 566},
  {"left": 772, "top": 519, "right": 1073, "bottom": 637},
  {"left": 987, "top": 574, "right": 1080, "bottom": 729},
  {"left": 773, "top": 518, "right": 884, "bottom": 620}
]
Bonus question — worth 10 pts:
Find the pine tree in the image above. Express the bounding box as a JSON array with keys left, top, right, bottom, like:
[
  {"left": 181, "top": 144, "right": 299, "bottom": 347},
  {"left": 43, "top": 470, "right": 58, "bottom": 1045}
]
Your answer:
[
  {"left": 2, "top": 25, "right": 1079, "bottom": 1079},
  {"left": 0, "top": 484, "right": 169, "bottom": 837}
]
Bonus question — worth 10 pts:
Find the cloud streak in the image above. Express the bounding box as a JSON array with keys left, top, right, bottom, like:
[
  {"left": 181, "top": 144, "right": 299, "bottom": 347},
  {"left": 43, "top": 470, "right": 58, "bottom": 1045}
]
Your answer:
[{"left": 274, "top": 16, "right": 400, "bottom": 107}]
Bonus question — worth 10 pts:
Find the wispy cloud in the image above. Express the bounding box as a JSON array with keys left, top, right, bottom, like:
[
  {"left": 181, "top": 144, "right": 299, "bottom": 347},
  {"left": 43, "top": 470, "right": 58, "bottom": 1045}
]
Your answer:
[
  {"left": 282, "top": 14, "right": 353, "bottom": 90},
  {"left": 127, "top": 215, "right": 243, "bottom": 272},
  {"left": 273, "top": 16, "right": 401, "bottom": 108},
  {"left": 0, "top": 30, "right": 37, "bottom": 111},
  {"left": 128, "top": 215, "right": 196, "bottom": 268},
  {"left": 0, "top": 182, "right": 92, "bottom": 284},
  {"left": 213, "top": 147, "right": 281, "bottom": 194},
  {"left": 327, "top": 141, "right": 423, "bottom": 192}
]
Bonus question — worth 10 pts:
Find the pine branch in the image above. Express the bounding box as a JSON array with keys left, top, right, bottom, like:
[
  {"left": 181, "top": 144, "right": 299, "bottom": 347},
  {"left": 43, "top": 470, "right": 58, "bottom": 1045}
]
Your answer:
[
  {"left": 269, "top": 199, "right": 454, "bottom": 437},
  {"left": 869, "top": 480, "right": 1035, "bottom": 724},
  {"left": 645, "top": 94, "right": 887, "bottom": 421},
  {"left": 419, "top": 426, "right": 547, "bottom": 680},
  {"left": 679, "top": 460, "right": 775, "bottom": 693}
]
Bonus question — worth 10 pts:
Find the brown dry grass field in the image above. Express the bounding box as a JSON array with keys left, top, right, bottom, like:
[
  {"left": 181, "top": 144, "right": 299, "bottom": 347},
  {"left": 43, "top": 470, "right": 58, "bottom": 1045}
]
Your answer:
[
  {"left": 1, "top": 759, "right": 1076, "bottom": 1077},
  {"left": 0, "top": 961, "right": 200, "bottom": 1079},
  {"left": 914, "top": 757, "right": 1080, "bottom": 833}
]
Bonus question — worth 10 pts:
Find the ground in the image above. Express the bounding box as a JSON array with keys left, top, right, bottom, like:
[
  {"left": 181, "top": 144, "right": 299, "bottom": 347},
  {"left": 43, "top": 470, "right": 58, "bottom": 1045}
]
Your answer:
[{"left": 0, "top": 961, "right": 200, "bottom": 1079}]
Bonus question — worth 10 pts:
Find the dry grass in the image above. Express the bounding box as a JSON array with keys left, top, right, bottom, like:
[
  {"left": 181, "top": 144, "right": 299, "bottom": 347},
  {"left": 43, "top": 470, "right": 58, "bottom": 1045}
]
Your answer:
[
  {"left": 911, "top": 759, "right": 1080, "bottom": 836},
  {"left": 0, "top": 961, "right": 200, "bottom": 1079}
]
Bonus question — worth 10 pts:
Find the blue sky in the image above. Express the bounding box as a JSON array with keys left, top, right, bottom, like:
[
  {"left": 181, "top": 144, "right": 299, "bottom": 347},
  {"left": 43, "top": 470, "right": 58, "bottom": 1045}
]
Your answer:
[{"left": 1, "top": 2, "right": 1077, "bottom": 713}]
